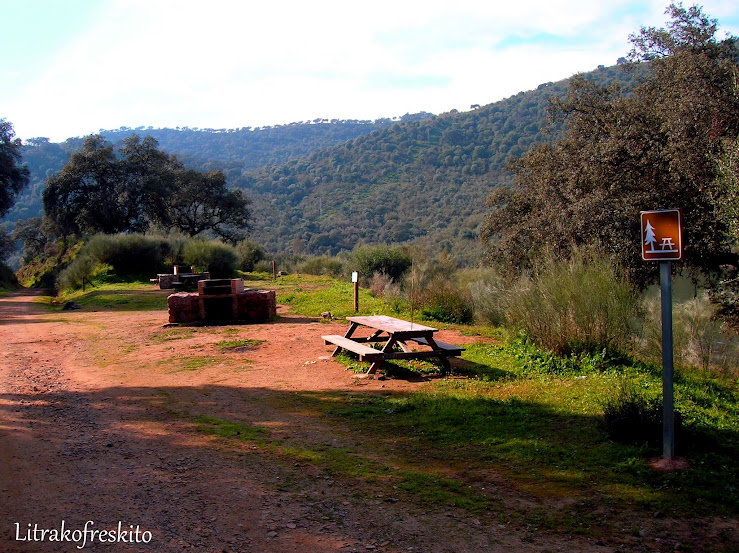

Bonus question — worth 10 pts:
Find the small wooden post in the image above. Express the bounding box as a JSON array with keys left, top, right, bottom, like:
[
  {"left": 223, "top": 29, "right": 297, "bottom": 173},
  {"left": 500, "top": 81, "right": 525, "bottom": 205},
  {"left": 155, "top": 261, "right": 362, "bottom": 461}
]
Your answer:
[
  {"left": 352, "top": 271, "right": 359, "bottom": 313},
  {"left": 272, "top": 260, "right": 277, "bottom": 281}
]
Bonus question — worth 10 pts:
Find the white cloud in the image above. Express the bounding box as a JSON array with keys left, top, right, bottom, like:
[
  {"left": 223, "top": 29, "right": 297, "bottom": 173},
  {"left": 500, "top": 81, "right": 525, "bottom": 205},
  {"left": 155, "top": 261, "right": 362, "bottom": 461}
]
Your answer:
[{"left": 3, "top": 0, "right": 737, "bottom": 141}]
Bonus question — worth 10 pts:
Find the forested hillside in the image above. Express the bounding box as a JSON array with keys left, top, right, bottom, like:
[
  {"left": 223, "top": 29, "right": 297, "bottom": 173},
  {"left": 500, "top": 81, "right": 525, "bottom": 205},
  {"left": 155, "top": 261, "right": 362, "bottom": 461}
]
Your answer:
[
  {"left": 7, "top": 63, "right": 640, "bottom": 260},
  {"left": 232, "top": 64, "right": 640, "bottom": 257},
  {"left": 5, "top": 117, "right": 412, "bottom": 224}
]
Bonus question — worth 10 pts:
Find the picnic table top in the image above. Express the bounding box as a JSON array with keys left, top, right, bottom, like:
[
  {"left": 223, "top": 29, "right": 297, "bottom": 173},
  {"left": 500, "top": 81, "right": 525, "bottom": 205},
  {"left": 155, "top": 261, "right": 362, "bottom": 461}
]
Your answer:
[{"left": 346, "top": 315, "right": 437, "bottom": 334}]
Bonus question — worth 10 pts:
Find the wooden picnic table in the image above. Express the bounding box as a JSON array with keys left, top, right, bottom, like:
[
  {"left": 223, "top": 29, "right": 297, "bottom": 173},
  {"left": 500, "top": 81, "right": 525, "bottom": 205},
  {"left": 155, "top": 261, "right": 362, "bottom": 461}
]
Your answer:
[{"left": 322, "top": 315, "right": 464, "bottom": 376}]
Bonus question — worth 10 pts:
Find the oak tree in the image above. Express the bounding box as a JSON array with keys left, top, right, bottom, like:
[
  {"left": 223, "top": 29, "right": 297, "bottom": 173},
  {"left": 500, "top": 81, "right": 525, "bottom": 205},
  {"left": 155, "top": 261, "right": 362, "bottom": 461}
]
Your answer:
[{"left": 482, "top": 3, "right": 739, "bottom": 285}]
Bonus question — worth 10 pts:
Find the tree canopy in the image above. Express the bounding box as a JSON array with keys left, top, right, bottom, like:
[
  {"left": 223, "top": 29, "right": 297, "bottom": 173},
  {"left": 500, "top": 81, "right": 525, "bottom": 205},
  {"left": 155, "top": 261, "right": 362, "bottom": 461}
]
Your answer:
[
  {"left": 482, "top": 3, "right": 739, "bottom": 285},
  {"left": 42, "top": 135, "right": 251, "bottom": 242},
  {"left": 0, "top": 119, "right": 30, "bottom": 219},
  {"left": 0, "top": 119, "right": 30, "bottom": 262}
]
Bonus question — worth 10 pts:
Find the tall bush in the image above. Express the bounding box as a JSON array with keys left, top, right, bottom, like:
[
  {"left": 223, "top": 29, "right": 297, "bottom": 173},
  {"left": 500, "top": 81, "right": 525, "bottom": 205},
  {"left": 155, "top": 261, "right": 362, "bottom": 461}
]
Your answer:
[
  {"left": 467, "top": 267, "right": 509, "bottom": 326},
  {"left": 235, "top": 239, "right": 265, "bottom": 272},
  {"left": 506, "top": 247, "right": 639, "bottom": 355},
  {"left": 299, "top": 256, "right": 344, "bottom": 278},
  {"left": 84, "top": 233, "right": 170, "bottom": 277},
  {"left": 352, "top": 245, "right": 411, "bottom": 281},
  {"left": 641, "top": 292, "right": 739, "bottom": 377},
  {"left": 56, "top": 254, "right": 96, "bottom": 290},
  {"left": 182, "top": 239, "right": 237, "bottom": 278}
]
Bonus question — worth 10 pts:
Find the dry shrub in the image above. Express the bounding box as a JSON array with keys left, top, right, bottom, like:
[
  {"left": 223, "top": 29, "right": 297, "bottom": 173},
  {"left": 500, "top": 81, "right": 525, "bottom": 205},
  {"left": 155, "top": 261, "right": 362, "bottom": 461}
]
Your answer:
[{"left": 506, "top": 247, "right": 639, "bottom": 355}]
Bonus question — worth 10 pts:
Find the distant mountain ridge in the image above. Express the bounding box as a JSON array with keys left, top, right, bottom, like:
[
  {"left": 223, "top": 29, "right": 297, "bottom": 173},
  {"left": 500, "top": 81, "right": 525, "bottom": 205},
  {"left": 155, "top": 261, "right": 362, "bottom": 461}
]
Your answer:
[{"left": 7, "top": 63, "right": 639, "bottom": 262}]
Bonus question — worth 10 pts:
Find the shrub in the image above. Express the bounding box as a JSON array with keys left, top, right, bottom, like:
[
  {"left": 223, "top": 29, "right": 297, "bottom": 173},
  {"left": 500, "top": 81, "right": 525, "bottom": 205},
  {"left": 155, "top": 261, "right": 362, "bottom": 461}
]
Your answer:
[
  {"left": 351, "top": 245, "right": 411, "bottom": 281},
  {"left": 368, "top": 271, "right": 395, "bottom": 298},
  {"left": 0, "top": 262, "right": 18, "bottom": 290},
  {"left": 235, "top": 240, "right": 265, "bottom": 272},
  {"left": 506, "top": 246, "right": 639, "bottom": 355},
  {"left": 299, "top": 256, "right": 344, "bottom": 277},
  {"left": 182, "top": 239, "right": 237, "bottom": 278},
  {"left": 84, "top": 233, "right": 170, "bottom": 277},
  {"left": 639, "top": 292, "right": 739, "bottom": 377},
  {"left": 420, "top": 277, "right": 474, "bottom": 324},
  {"left": 467, "top": 267, "right": 509, "bottom": 326},
  {"left": 56, "top": 254, "right": 97, "bottom": 290},
  {"left": 680, "top": 293, "right": 739, "bottom": 377}
]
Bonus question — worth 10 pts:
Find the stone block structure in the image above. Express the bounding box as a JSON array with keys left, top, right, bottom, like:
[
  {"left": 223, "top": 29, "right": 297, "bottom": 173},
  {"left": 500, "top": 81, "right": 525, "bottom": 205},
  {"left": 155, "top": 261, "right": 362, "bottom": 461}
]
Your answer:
[{"left": 167, "top": 279, "right": 276, "bottom": 324}]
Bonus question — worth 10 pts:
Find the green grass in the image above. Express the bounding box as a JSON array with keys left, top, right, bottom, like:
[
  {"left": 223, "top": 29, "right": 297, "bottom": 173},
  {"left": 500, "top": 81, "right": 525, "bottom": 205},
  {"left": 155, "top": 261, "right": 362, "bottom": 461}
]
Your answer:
[
  {"left": 216, "top": 338, "right": 265, "bottom": 350},
  {"left": 165, "top": 357, "right": 214, "bottom": 373},
  {"left": 275, "top": 278, "right": 388, "bottom": 318},
  {"left": 193, "top": 415, "right": 269, "bottom": 444},
  {"left": 150, "top": 328, "right": 199, "bottom": 342},
  {"left": 52, "top": 281, "right": 169, "bottom": 311},
  {"left": 321, "top": 342, "right": 739, "bottom": 517}
]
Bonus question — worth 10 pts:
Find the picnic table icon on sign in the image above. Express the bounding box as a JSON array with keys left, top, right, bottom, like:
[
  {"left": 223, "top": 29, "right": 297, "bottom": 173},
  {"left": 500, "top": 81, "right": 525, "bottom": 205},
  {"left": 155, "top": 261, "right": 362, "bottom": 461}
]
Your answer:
[{"left": 640, "top": 209, "right": 683, "bottom": 262}]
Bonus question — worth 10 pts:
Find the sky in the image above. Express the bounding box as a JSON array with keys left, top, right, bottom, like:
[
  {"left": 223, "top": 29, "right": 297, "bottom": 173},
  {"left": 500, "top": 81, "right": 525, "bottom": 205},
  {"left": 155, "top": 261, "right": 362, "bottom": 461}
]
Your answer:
[{"left": 2, "top": 0, "right": 738, "bottom": 142}]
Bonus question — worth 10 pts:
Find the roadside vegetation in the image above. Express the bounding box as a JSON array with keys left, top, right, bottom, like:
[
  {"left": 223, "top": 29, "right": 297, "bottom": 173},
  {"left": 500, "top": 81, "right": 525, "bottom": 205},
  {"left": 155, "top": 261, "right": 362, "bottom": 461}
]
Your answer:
[{"left": 26, "top": 242, "right": 738, "bottom": 525}]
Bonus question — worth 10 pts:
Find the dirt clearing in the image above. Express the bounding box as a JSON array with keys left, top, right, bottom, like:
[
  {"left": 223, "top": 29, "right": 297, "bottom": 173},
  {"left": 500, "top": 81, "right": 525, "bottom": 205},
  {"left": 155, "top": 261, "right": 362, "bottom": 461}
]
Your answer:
[{"left": 0, "top": 290, "right": 734, "bottom": 552}]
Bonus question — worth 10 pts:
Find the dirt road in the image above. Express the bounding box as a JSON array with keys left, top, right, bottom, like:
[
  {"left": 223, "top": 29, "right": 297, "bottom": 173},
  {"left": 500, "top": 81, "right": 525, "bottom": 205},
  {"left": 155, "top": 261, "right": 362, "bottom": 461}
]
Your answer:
[{"left": 0, "top": 289, "right": 731, "bottom": 553}]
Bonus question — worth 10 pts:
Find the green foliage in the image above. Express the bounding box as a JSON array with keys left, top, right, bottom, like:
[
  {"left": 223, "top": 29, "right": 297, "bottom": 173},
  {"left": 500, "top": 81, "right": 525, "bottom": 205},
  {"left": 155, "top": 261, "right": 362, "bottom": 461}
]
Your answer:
[
  {"left": 420, "top": 278, "right": 473, "bottom": 324},
  {"left": 503, "top": 247, "right": 639, "bottom": 356},
  {"left": 297, "top": 255, "right": 345, "bottom": 277},
  {"left": 182, "top": 239, "right": 237, "bottom": 278},
  {"left": 165, "top": 168, "right": 251, "bottom": 243},
  {"left": 352, "top": 245, "right": 412, "bottom": 281},
  {"left": 600, "top": 379, "right": 666, "bottom": 447},
  {"left": 0, "top": 119, "right": 30, "bottom": 218},
  {"left": 235, "top": 239, "right": 265, "bottom": 272},
  {"left": 41, "top": 134, "right": 251, "bottom": 241},
  {"left": 11, "top": 217, "right": 52, "bottom": 265},
  {"left": 83, "top": 233, "right": 171, "bottom": 277},
  {"left": 0, "top": 261, "right": 18, "bottom": 290},
  {"left": 11, "top": 67, "right": 643, "bottom": 259},
  {"left": 483, "top": 4, "right": 739, "bottom": 284},
  {"left": 15, "top": 240, "right": 82, "bottom": 289},
  {"left": 56, "top": 254, "right": 97, "bottom": 290}
]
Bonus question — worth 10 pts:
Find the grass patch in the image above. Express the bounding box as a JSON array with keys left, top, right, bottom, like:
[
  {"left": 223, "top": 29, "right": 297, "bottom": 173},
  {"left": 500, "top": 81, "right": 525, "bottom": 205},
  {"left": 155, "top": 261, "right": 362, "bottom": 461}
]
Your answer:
[
  {"left": 277, "top": 280, "right": 388, "bottom": 318},
  {"left": 333, "top": 351, "right": 447, "bottom": 377},
  {"left": 216, "top": 338, "right": 265, "bottom": 350},
  {"left": 397, "top": 472, "right": 493, "bottom": 511},
  {"left": 320, "top": 342, "right": 739, "bottom": 517},
  {"left": 150, "top": 328, "right": 199, "bottom": 342},
  {"left": 193, "top": 415, "right": 269, "bottom": 444},
  {"left": 165, "top": 357, "right": 213, "bottom": 373},
  {"left": 53, "top": 282, "right": 169, "bottom": 312}
]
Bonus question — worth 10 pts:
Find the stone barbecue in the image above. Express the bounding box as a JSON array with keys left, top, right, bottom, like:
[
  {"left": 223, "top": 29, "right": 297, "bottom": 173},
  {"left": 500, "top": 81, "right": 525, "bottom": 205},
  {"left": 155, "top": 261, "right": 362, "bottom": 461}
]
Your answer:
[
  {"left": 152, "top": 265, "right": 210, "bottom": 290},
  {"left": 167, "top": 278, "right": 276, "bottom": 324}
]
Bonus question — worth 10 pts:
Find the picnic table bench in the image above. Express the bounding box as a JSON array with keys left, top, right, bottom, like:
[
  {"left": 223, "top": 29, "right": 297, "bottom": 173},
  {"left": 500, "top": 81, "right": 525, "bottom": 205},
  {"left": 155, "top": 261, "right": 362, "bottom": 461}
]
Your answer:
[{"left": 323, "top": 315, "right": 464, "bottom": 376}]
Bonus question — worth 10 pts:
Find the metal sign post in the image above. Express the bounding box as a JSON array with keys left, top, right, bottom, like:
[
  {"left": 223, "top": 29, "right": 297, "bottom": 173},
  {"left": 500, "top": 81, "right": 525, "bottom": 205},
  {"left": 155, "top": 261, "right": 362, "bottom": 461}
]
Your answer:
[
  {"left": 352, "top": 272, "right": 359, "bottom": 313},
  {"left": 641, "top": 209, "right": 682, "bottom": 461},
  {"left": 660, "top": 261, "right": 675, "bottom": 460}
]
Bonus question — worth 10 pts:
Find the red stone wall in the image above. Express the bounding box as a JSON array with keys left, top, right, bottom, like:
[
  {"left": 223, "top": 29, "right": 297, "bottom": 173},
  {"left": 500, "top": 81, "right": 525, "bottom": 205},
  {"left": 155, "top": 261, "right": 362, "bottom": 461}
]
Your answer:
[{"left": 167, "top": 288, "right": 277, "bottom": 324}]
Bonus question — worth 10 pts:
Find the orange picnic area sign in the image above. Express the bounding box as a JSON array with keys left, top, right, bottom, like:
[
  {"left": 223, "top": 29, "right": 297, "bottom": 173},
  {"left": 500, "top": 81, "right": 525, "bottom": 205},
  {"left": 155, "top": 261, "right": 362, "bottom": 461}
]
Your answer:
[{"left": 641, "top": 209, "right": 683, "bottom": 262}]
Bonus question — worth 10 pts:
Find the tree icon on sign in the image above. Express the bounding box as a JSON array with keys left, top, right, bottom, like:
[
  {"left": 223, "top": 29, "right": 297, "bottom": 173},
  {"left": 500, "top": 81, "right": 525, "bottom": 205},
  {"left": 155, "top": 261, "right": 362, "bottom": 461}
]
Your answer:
[{"left": 644, "top": 220, "right": 657, "bottom": 252}]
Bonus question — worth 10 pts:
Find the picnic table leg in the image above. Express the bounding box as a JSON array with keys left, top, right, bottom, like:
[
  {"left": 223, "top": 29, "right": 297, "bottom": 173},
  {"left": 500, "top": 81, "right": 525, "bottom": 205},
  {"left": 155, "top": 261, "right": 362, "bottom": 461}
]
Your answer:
[
  {"left": 366, "top": 336, "right": 398, "bottom": 375},
  {"left": 424, "top": 335, "right": 452, "bottom": 376},
  {"left": 332, "top": 321, "right": 360, "bottom": 357}
]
